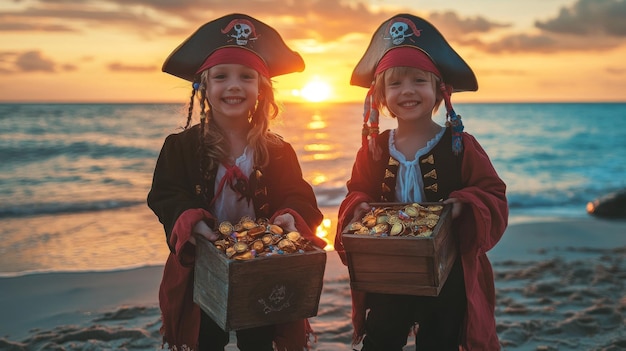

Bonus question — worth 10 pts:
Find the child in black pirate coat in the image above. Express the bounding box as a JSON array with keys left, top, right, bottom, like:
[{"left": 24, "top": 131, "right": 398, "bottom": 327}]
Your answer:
[
  {"left": 148, "top": 13, "right": 325, "bottom": 351},
  {"left": 335, "top": 13, "right": 508, "bottom": 351}
]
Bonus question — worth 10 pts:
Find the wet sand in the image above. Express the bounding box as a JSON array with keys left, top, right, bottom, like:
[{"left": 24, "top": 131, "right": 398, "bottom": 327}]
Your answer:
[{"left": 1, "top": 215, "right": 625, "bottom": 350}]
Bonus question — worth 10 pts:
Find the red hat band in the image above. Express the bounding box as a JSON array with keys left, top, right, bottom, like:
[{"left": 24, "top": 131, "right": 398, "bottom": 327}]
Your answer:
[
  {"left": 195, "top": 47, "right": 270, "bottom": 78},
  {"left": 375, "top": 47, "right": 441, "bottom": 79}
]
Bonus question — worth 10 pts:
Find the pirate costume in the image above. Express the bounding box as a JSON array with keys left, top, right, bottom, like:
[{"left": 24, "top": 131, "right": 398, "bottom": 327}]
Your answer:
[
  {"left": 334, "top": 14, "right": 508, "bottom": 350},
  {"left": 148, "top": 13, "right": 324, "bottom": 351}
]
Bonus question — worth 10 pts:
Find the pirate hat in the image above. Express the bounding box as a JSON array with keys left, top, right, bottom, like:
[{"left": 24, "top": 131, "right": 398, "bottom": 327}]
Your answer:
[
  {"left": 163, "top": 13, "right": 304, "bottom": 81},
  {"left": 353, "top": 14, "right": 476, "bottom": 155},
  {"left": 351, "top": 13, "right": 477, "bottom": 92}
]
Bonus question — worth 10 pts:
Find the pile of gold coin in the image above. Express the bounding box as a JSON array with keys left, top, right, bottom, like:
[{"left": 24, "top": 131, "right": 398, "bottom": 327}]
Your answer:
[
  {"left": 345, "top": 203, "right": 444, "bottom": 237},
  {"left": 212, "top": 216, "right": 315, "bottom": 260}
]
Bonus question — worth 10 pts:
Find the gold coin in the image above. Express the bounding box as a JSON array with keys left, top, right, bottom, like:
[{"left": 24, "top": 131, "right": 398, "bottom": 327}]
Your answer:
[
  {"left": 286, "top": 231, "right": 301, "bottom": 242},
  {"left": 373, "top": 207, "right": 387, "bottom": 216},
  {"left": 387, "top": 215, "right": 401, "bottom": 225},
  {"left": 218, "top": 221, "right": 234, "bottom": 235},
  {"left": 427, "top": 205, "right": 443, "bottom": 212},
  {"left": 356, "top": 226, "right": 370, "bottom": 235},
  {"left": 235, "top": 230, "right": 248, "bottom": 238},
  {"left": 417, "top": 229, "right": 433, "bottom": 237},
  {"left": 234, "top": 251, "right": 253, "bottom": 260},
  {"left": 426, "top": 218, "right": 439, "bottom": 228},
  {"left": 278, "top": 239, "right": 296, "bottom": 253},
  {"left": 241, "top": 218, "right": 256, "bottom": 230},
  {"left": 251, "top": 240, "right": 265, "bottom": 252},
  {"left": 376, "top": 214, "right": 389, "bottom": 224},
  {"left": 247, "top": 225, "right": 266, "bottom": 238},
  {"left": 390, "top": 222, "right": 404, "bottom": 236},
  {"left": 233, "top": 223, "right": 243, "bottom": 232},
  {"left": 362, "top": 214, "right": 377, "bottom": 227},
  {"left": 412, "top": 203, "right": 428, "bottom": 210},
  {"left": 268, "top": 224, "right": 283, "bottom": 235},
  {"left": 425, "top": 213, "right": 440, "bottom": 220},
  {"left": 348, "top": 221, "right": 363, "bottom": 232},
  {"left": 414, "top": 218, "right": 429, "bottom": 226},
  {"left": 262, "top": 234, "right": 274, "bottom": 245},
  {"left": 373, "top": 223, "right": 389, "bottom": 235},
  {"left": 233, "top": 242, "right": 248, "bottom": 253},
  {"left": 404, "top": 205, "right": 419, "bottom": 217},
  {"left": 214, "top": 239, "right": 228, "bottom": 247}
]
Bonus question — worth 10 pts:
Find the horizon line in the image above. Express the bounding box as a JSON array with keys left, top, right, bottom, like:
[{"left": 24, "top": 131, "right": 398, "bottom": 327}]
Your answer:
[{"left": 1, "top": 100, "right": 625, "bottom": 105}]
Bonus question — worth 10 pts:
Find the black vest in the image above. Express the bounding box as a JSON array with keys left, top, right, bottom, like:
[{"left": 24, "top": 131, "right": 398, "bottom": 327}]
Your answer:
[{"left": 377, "top": 128, "right": 463, "bottom": 202}]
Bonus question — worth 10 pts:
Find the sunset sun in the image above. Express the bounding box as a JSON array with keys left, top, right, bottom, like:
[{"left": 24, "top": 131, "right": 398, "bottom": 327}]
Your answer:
[{"left": 298, "top": 78, "right": 332, "bottom": 102}]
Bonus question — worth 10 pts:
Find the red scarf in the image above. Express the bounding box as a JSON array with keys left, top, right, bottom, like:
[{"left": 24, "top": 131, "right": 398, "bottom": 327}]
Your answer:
[{"left": 209, "top": 162, "right": 250, "bottom": 208}]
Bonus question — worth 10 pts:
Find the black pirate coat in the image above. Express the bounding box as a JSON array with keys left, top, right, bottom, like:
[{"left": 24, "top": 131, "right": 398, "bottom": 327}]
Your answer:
[
  {"left": 147, "top": 124, "right": 324, "bottom": 252},
  {"left": 147, "top": 124, "right": 324, "bottom": 350}
]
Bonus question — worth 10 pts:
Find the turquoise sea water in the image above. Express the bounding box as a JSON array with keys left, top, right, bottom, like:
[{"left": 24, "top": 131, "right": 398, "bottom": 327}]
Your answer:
[{"left": 0, "top": 102, "right": 624, "bottom": 274}]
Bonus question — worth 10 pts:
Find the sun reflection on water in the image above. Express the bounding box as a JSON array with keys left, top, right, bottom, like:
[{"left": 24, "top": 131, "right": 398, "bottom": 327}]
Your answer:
[
  {"left": 304, "top": 144, "right": 332, "bottom": 152},
  {"left": 307, "top": 114, "right": 327, "bottom": 130}
]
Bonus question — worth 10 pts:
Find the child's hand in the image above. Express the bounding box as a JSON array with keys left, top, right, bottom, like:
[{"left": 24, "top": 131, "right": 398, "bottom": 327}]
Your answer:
[
  {"left": 343, "top": 202, "right": 371, "bottom": 232},
  {"left": 443, "top": 197, "right": 464, "bottom": 219},
  {"left": 189, "top": 220, "right": 220, "bottom": 245},
  {"left": 273, "top": 213, "right": 297, "bottom": 233},
  {"left": 353, "top": 202, "right": 371, "bottom": 221}
]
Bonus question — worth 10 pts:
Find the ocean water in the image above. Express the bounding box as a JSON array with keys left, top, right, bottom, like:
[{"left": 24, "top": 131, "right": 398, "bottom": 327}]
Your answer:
[{"left": 1, "top": 102, "right": 625, "bottom": 275}]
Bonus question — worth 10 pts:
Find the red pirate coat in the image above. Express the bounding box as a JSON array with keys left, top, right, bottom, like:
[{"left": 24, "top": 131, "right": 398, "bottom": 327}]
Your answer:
[
  {"left": 335, "top": 128, "right": 508, "bottom": 350},
  {"left": 148, "top": 125, "right": 324, "bottom": 350}
]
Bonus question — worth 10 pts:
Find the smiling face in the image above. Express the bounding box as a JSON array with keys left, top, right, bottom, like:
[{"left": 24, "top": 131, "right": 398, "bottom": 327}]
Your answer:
[
  {"left": 205, "top": 63, "right": 260, "bottom": 124},
  {"left": 380, "top": 66, "right": 439, "bottom": 123}
]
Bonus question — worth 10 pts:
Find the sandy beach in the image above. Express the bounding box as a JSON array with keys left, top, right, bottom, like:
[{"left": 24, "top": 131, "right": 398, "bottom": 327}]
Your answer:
[{"left": 1, "top": 212, "right": 625, "bottom": 351}]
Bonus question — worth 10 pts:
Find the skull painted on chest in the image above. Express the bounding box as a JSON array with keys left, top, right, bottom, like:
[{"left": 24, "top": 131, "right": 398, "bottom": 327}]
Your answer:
[{"left": 269, "top": 285, "right": 286, "bottom": 305}]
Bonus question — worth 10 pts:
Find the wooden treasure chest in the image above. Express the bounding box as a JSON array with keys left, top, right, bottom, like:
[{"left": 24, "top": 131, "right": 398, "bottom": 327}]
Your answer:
[{"left": 342, "top": 202, "right": 455, "bottom": 296}]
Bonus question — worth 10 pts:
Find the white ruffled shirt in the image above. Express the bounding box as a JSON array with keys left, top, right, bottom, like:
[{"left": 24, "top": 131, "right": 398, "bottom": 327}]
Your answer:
[
  {"left": 210, "top": 146, "right": 256, "bottom": 223},
  {"left": 389, "top": 126, "right": 446, "bottom": 203}
]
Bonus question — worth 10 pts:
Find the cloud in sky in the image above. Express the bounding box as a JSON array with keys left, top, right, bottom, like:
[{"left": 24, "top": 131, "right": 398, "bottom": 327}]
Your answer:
[
  {"left": 0, "top": 50, "right": 55, "bottom": 73},
  {"left": 107, "top": 62, "right": 158, "bottom": 72},
  {"left": 0, "top": 22, "right": 75, "bottom": 32},
  {"left": 535, "top": 0, "right": 626, "bottom": 36},
  {"left": 3, "top": 0, "right": 624, "bottom": 52},
  {"left": 16, "top": 50, "right": 56, "bottom": 72},
  {"left": 427, "top": 11, "right": 510, "bottom": 36},
  {"left": 0, "top": 49, "right": 81, "bottom": 74},
  {"left": 1, "top": 0, "right": 625, "bottom": 102},
  {"left": 477, "top": 0, "right": 626, "bottom": 53}
]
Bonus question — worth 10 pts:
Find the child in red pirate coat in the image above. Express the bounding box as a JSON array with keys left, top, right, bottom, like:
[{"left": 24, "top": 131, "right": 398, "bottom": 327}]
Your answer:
[
  {"left": 147, "top": 13, "right": 325, "bottom": 351},
  {"left": 334, "top": 14, "right": 509, "bottom": 351}
]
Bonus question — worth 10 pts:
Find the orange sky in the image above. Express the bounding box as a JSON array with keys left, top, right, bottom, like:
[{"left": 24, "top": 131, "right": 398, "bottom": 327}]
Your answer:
[{"left": 1, "top": 0, "right": 625, "bottom": 103}]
